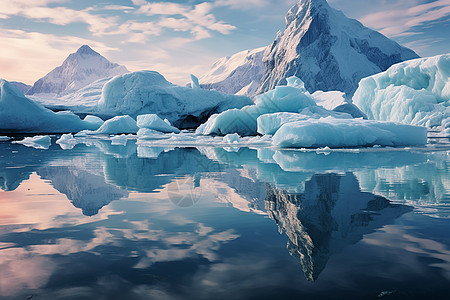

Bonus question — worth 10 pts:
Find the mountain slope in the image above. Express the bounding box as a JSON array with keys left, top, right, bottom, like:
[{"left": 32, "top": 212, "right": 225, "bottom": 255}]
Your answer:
[
  {"left": 200, "top": 0, "right": 418, "bottom": 96},
  {"left": 28, "top": 45, "right": 128, "bottom": 96},
  {"left": 10, "top": 81, "right": 31, "bottom": 94},
  {"left": 199, "top": 47, "right": 266, "bottom": 96},
  {"left": 257, "top": 0, "right": 419, "bottom": 95}
]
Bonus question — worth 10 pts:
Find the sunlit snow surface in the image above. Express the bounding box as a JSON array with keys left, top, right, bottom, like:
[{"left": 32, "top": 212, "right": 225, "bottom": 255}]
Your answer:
[
  {"left": 0, "top": 80, "right": 100, "bottom": 133},
  {"left": 353, "top": 53, "right": 450, "bottom": 131}
]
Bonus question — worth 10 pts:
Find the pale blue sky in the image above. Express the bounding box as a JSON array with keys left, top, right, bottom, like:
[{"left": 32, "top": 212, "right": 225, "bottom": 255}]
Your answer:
[{"left": 0, "top": 0, "right": 448, "bottom": 85}]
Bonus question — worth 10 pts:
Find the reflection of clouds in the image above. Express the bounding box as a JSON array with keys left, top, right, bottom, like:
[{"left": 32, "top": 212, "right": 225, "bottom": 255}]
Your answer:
[
  {"left": 0, "top": 248, "right": 56, "bottom": 297},
  {"left": 364, "top": 225, "right": 450, "bottom": 281},
  {"left": 0, "top": 173, "right": 119, "bottom": 230},
  {"left": 135, "top": 223, "right": 239, "bottom": 268}
]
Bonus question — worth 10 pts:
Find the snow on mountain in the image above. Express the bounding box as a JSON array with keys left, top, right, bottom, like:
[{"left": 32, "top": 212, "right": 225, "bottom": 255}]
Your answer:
[
  {"left": 257, "top": 0, "right": 419, "bottom": 95},
  {"left": 266, "top": 173, "right": 412, "bottom": 281},
  {"left": 199, "top": 47, "right": 266, "bottom": 97},
  {"left": 27, "top": 45, "right": 128, "bottom": 96},
  {"left": 201, "top": 0, "right": 419, "bottom": 97}
]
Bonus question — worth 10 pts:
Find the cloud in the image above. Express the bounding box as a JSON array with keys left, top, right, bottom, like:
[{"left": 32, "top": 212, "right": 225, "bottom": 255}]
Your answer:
[
  {"left": 134, "top": 1, "right": 236, "bottom": 40},
  {"left": 214, "top": 0, "right": 270, "bottom": 10},
  {"left": 360, "top": 0, "right": 450, "bottom": 37},
  {"left": 0, "top": 28, "right": 117, "bottom": 84},
  {"left": 0, "top": 0, "right": 118, "bottom": 36}
]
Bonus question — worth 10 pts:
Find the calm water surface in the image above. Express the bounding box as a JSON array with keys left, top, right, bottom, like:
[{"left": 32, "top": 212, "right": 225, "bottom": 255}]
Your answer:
[{"left": 0, "top": 138, "right": 449, "bottom": 299}]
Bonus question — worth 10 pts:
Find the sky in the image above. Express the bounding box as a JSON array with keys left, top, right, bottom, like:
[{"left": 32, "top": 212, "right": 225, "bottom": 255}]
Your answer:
[{"left": 0, "top": 0, "right": 449, "bottom": 85}]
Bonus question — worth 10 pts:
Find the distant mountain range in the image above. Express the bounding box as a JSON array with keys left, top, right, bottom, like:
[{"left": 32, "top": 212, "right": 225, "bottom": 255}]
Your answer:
[
  {"left": 27, "top": 45, "right": 128, "bottom": 96},
  {"left": 200, "top": 0, "right": 418, "bottom": 96}
]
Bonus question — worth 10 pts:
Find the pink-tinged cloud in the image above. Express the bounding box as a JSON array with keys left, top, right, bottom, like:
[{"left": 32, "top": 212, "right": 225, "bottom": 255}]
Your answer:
[{"left": 361, "top": 0, "right": 450, "bottom": 37}]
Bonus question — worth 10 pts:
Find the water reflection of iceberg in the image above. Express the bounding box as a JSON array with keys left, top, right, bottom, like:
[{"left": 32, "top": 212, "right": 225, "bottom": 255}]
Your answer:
[
  {"left": 205, "top": 147, "right": 449, "bottom": 212},
  {"left": 37, "top": 166, "right": 128, "bottom": 216},
  {"left": 265, "top": 172, "right": 412, "bottom": 281},
  {"left": 102, "top": 147, "right": 223, "bottom": 193}
]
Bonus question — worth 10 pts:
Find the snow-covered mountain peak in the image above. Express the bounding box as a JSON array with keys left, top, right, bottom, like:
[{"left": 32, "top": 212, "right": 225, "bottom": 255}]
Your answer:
[
  {"left": 285, "top": 0, "right": 327, "bottom": 26},
  {"left": 257, "top": 0, "right": 419, "bottom": 95},
  {"left": 28, "top": 45, "right": 128, "bottom": 96},
  {"left": 75, "top": 44, "right": 98, "bottom": 55}
]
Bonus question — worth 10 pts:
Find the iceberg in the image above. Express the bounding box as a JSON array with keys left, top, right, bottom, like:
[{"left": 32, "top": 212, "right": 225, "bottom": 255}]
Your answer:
[
  {"left": 223, "top": 133, "right": 240, "bottom": 144},
  {"left": 197, "top": 77, "right": 317, "bottom": 135},
  {"left": 0, "top": 80, "right": 101, "bottom": 133},
  {"left": 95, "top": 115, "right": 139, "bottom": 135},
  {"left": 83, "top": 115, "right": 105, "bottom": 127},
  {"left": 353, "top": 54, "right": 450, "bottom": 130},
  {"left": 272, "top": 117, "right": 427, "bottom": 148},
  {"left": 190, "top": 74, "right": 200, "bottom": 89},
  {"left": 137, "top": 114, "right": 180, "bottom": 133},
  {"left": 96, "top": 71, "right": 252, "bottom": 129}
]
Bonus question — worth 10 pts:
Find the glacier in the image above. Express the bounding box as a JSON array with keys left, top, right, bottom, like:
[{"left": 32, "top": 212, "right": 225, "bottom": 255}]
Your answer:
[
  {"left": 272, "top": 117, "right": 427, "bottom": 148},
  {"left": 0, "top": 79, "right": 100, "bottom": 133},
  {"left": 353, "top": 53, "right": 450, "bottom": 131},
  {"left": 96, "top": 70, "right": 253, "bottom": 128}
]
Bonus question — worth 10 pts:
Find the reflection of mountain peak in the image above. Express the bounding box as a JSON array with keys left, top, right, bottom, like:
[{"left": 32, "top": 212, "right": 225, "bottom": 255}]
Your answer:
[
  {"left": 37, "top": 166, "right": 128, "bottom": 216},
  {"left": 266, "top": 173, "right": 412, "bottom": 281}
]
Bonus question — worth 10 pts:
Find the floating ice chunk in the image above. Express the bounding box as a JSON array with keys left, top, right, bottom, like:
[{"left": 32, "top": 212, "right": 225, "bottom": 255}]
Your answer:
[
  {"left": 197, "top": 83, "right": 317, "bottom": 135},
  {"left": 56, "top": 133, "right": 78, "bottom": 149},
  {"left": 0, "top": 136, "right": 10, "bottom": 141},
  {"left": 0, "top": 79, "right": 98, "bottom": 133},
  {"left": 190, "top": 74, "right": 200, "bottom": 89},
  {"left": 137, "top": 114, "right": 180, "bottom": 133},
  {"left": 353, "top": 53, "right": 450, "bottom": 130},
  {"left": 272, "top": 117, "right": 427, "bottom": 148},
  {"left": 95, "top": 115, "right": 139, "bottom": 134},
  {"left": 223, "top": 133, "right": 240, "bottom": 144},
  {"left": 96, "top": 71, "right": 252, "bottom": 128},
  {"left": 13, "top": 135, "right": 51, "bottom": 149},
  {"left": 83, "top": 115, "right": 104, "bottom": 127}
]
